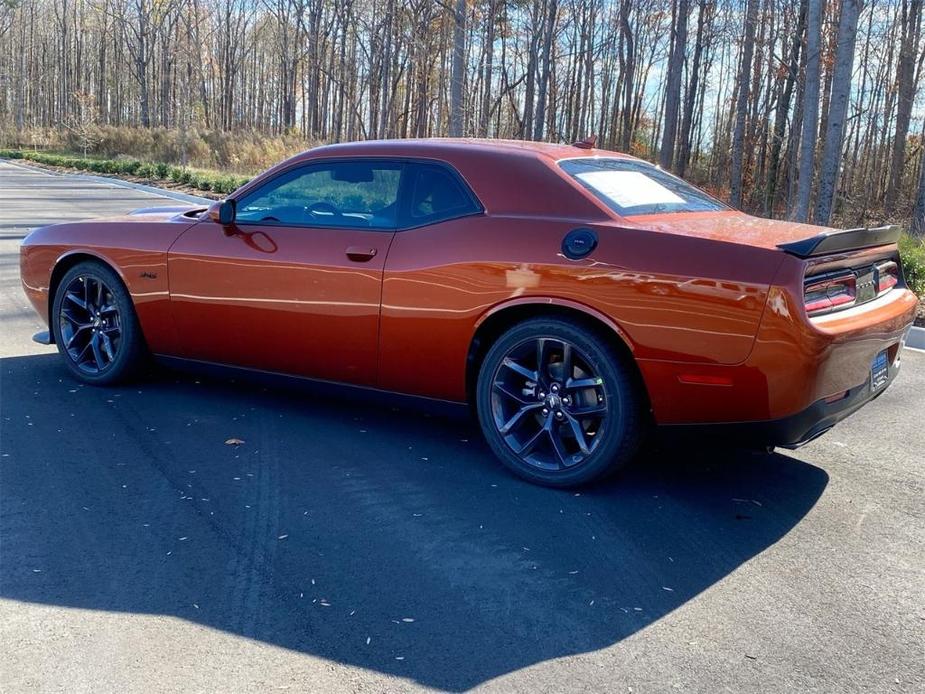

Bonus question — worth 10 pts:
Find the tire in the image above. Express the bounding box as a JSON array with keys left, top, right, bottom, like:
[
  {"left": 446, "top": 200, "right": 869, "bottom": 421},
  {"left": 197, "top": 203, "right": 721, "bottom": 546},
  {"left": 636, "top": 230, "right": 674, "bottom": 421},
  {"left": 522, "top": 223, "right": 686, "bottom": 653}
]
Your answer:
[
  {"left": 51, "top": 260, "right": 146, "bottom": 385},
  {"left": 476, "top": 317, "right": 645, "bottom": 487}
]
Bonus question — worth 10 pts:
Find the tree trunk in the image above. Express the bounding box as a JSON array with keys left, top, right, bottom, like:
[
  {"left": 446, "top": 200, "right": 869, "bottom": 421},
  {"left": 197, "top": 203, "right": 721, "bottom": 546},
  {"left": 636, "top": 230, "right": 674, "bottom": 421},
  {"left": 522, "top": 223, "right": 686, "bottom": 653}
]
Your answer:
[
  {"left": 794, "top": 0, "right": 823, "bottom": 221},
  {"left": 765, "top": 0, "right": 805, "bottom": 216},
  {"left": 730, "top": 0, "right": 759, "bottom": 207},
  {"left": 619, "top": 0, "right": 635, "bottom": 151},
  {"left": 448, "top": 0, "right": 466, "bottom": 137},
  {"left": 814, "top": 0, "right": 862, "bottom": 225},
  {"left": 912, "top": 149, "right": 925, "bottom": 236},
  {"left": 885, "top": 0, "right": 923, "bottom": 210},
  {"left": 659, "top": 0, "right": 689, "bottom": 170},
  {"left": 677, "top": 0, "right": 708, "bottom": 177},
  {"left": 533, "top": 0, "right": 557, "bottom": 140},
  {"left": 479, "top": 0, "right": 498, "bottom": 137}
]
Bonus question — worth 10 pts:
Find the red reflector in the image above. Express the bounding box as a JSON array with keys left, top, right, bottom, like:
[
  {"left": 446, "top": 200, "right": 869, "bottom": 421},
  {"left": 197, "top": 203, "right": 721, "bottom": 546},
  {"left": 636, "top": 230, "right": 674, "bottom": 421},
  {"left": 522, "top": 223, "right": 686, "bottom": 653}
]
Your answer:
[
  {"left": 878, "top": 275, "right": 898, "bottom": 291},
  {"left": 824, "top": 390, "right": 849, "bottom": 404},
  {"left": 678, "top": 373, "right": 734, "bottom": 386}
]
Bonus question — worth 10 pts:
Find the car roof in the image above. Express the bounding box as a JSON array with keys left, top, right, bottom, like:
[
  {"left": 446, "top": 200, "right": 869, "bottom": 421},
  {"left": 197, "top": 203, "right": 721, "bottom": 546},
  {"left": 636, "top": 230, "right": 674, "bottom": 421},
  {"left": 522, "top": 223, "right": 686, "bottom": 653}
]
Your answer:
[
  {"left": 240, "top": 138, "right": 632, "bottom": 219},
  {"left": 298, "top": 137, "right": 638, "bottom": 164}
]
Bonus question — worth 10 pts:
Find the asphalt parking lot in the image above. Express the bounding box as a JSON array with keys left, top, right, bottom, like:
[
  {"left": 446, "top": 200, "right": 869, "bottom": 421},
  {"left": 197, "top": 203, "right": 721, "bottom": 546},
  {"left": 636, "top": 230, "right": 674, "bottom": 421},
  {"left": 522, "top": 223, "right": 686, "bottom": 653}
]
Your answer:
[{"left": 1, "top": 160, "right": 923, "bottom": 693}]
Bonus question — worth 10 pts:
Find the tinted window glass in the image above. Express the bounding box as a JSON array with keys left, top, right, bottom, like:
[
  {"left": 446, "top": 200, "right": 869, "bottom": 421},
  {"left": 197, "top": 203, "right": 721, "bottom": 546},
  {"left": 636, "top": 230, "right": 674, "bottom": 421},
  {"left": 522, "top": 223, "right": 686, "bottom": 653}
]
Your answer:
[
  {"left": 408, "top": 165, "right": 478, "bottom": 223},
  {"left": 236, "top": 161, "right": 402, "bottom": 229},
  {"left": 560, "top": 158, "right": 727, "bottom": 216}
]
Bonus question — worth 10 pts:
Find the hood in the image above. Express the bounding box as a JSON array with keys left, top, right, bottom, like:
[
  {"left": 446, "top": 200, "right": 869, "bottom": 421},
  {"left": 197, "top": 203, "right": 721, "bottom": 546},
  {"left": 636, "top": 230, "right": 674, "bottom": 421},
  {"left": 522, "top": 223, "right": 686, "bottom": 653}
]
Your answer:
[{"left": 624, "top": 210, "right": 835, "bottom": 251}]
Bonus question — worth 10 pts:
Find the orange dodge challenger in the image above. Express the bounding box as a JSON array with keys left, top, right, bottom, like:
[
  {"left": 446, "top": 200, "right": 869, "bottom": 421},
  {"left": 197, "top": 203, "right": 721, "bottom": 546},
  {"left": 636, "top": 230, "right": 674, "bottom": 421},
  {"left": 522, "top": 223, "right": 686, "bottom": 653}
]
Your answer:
[{"left": 20, "top": 139, "right": 918, "bottom": 486}]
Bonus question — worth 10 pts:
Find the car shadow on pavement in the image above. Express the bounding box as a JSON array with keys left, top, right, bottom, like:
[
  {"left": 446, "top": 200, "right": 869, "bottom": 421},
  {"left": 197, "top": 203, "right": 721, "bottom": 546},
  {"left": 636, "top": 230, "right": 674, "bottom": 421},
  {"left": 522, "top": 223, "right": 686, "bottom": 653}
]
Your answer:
[{"left": 0, "top": 353, "right": 829, "bottom": 691}]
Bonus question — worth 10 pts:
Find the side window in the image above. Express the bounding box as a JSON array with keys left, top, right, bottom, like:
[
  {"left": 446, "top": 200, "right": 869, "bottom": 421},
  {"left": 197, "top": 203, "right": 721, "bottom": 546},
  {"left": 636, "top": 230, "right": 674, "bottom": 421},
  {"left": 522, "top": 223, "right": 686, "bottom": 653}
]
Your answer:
[
  {"left": 406, "top": 164, "right": 479, "bottom": 225},
  {"left": 235, "top": 161, "right": 402, "bottom": 229}
]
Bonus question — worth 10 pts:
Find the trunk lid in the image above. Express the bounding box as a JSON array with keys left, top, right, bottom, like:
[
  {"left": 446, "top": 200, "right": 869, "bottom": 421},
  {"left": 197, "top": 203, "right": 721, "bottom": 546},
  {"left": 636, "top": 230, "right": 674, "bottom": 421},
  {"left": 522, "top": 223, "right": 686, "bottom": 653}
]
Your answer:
[{"left": 622, "top": 209, "right": 887, "bottom": 254}]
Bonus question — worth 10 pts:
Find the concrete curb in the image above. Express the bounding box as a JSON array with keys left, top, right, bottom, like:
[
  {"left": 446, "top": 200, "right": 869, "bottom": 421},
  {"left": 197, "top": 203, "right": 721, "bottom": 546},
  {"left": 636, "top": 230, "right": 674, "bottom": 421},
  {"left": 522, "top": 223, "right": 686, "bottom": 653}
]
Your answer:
[
  {"left": 1, "top": 158, "right": 211, "bottom": 206},
  {"left": 906, "top": 326, "right": 925, "bottom": 352}
]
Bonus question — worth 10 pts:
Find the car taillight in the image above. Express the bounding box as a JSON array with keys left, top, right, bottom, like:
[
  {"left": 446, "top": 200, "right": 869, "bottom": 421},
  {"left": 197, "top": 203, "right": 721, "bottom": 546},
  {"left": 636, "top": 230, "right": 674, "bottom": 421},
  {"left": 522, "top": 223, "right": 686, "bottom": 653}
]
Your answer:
[
  {"left": 804, "top": 272, "right": 857, "bottom": 315},
  {"left": 876, "top": 261, "right": 899, "bottom": 293}
]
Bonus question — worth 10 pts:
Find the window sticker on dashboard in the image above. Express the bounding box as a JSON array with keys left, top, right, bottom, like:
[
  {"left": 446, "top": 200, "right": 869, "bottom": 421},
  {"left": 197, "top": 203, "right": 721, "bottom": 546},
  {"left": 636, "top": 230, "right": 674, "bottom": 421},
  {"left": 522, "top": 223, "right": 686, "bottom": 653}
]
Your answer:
[{"left": 574, "top": 170, "right": 685, "bottom": 209}]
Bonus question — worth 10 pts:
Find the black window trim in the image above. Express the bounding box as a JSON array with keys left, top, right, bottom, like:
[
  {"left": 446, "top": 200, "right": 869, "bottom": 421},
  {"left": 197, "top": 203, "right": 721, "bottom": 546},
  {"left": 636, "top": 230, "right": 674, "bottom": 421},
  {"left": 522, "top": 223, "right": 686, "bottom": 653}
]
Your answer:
[
  {"left": 229, "top": 156, "right": 484, "bottom": 233},
  {"left": 401, "top": 161, "right": 484, "bottom": 228}
]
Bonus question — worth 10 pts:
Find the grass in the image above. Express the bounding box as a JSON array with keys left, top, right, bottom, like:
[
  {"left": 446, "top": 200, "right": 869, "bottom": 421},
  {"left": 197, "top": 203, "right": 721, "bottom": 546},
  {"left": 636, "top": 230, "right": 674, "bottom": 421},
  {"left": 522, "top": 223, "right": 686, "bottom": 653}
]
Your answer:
[
  {"left": 0, "top": 148, "right": 249, "bottom": 196},
  {"left": 899, "top": 233, "right": 925, "bottom": 298}
]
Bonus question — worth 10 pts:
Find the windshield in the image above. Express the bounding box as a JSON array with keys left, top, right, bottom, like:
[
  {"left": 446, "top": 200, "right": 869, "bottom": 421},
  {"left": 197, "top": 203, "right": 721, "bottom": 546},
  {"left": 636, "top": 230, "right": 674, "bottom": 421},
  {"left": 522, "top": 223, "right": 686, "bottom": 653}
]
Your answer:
[{"left": 560, "top": 158, "right": 728, "bottom": 216}]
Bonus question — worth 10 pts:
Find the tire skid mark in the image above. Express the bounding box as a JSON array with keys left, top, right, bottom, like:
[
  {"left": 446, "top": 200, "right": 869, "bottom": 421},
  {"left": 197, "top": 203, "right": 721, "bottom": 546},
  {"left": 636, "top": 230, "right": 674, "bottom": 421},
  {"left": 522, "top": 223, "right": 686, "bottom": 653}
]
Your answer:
[
  {"left": 74, "top": 384, "right": 302, "bottom": 631},
  {"left": 331, "top": 466, "right": 597, "bottom": 649}
]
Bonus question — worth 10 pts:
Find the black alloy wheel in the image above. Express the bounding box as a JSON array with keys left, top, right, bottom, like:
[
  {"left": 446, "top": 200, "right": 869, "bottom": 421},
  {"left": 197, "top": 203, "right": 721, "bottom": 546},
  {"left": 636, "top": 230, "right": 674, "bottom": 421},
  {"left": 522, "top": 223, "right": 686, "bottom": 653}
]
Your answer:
[
  {"left": 58, "top": 274, "right": 122, "bottom": 374},
  {"left": 490, "top": 336, "right": 607, "bottom": 470},
  {"left": 477, "top": 317, "right": 644, "bottom": 487},
  {"left": 52, "top": 261, "right": 145, "bottom": 385}
]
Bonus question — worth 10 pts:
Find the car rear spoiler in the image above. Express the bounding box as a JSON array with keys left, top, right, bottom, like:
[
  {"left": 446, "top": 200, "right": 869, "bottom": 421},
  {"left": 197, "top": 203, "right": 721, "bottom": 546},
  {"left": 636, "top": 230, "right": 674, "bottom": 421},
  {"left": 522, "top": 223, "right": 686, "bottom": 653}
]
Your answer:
[{"left": 777, "top": 225, "right": 900, "bottom": 258}]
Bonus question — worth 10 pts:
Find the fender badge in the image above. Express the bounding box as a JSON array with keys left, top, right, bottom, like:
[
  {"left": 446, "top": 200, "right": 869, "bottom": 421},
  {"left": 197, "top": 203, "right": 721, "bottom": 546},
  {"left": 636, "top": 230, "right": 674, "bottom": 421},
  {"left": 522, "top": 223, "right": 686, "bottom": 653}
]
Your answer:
[{"left": 140, "top": 271, "right": 158, "bottom": 279}]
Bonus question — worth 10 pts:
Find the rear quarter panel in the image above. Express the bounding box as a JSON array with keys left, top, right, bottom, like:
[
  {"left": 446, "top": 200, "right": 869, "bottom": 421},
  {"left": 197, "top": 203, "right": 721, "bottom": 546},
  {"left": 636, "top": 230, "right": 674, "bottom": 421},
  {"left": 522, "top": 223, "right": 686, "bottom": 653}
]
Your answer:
[{"left": 379, "top": 216, "right": 783, "bottom": 402}]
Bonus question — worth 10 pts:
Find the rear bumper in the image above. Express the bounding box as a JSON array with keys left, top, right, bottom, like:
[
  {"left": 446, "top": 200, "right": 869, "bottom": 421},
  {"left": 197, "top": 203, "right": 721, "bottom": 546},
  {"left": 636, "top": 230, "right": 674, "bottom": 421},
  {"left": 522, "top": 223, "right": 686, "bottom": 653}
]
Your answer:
[
  {"left": 661, "top": 340, "right": 904, "bottom": 447},
  {"left": 734, "top": 348, "right": 901, "bottom": 447}
]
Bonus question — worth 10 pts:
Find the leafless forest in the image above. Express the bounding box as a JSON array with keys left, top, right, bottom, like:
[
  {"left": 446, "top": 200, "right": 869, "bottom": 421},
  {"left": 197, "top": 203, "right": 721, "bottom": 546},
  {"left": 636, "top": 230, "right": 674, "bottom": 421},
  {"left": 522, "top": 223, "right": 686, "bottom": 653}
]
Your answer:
[{"left": 1, "top": 0, "right": 924, "bottom": 232}]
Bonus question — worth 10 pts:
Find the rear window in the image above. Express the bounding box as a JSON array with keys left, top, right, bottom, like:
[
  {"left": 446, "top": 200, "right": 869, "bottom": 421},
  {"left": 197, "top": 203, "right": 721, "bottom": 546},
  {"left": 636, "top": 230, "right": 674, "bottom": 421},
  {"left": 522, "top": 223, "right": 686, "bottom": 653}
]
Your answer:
[{"left": 560, "top": 158, "right": 727, "bottom": 216}]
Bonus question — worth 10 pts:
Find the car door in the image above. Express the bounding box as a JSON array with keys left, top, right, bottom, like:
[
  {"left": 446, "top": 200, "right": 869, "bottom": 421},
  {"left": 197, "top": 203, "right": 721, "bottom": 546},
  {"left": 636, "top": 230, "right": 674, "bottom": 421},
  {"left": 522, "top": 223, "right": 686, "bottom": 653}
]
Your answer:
[
  {"left": 378, "top": 162, "right": 487, "bottom": 399},
  {"left": 167, "top": 159, "right": 403, "bottom": 386}
]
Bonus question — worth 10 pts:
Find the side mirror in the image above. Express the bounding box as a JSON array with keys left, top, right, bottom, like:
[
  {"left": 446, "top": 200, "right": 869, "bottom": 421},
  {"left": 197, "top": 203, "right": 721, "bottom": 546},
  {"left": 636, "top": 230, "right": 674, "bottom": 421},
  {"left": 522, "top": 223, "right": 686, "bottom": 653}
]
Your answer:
[{"left": 208, "top": 199, "right": 236, "bottom": 226}]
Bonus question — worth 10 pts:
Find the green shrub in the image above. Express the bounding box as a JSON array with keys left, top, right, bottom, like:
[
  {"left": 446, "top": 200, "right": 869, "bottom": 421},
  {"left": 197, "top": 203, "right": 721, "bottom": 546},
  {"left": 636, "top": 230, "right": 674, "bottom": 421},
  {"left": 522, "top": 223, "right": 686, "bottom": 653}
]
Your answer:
[
  {"left": 189, "top": 173, "right": 211, "bottom": 191},
  {"left": 117, "top": 160, "right": 141, "bottom": 175},
  {"left": 210, "top": 175, "right": 246, "bottom": 195},
  {"left": 1, "top": 147, "right": 250, "bottom": 196},
  {"left": 136, "top": 162, "right": 158, "bottom": 178},
  {"left": 900, "top": 233, "right": 925, "bottom": 297}
]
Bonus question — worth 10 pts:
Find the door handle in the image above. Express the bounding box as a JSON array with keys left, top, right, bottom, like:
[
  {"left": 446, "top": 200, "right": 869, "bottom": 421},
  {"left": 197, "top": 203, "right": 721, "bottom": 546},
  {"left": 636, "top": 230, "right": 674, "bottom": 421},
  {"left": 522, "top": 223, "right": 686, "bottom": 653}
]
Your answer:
[{"left": 345, "top": 246, "right": 378, "bottom": 262}]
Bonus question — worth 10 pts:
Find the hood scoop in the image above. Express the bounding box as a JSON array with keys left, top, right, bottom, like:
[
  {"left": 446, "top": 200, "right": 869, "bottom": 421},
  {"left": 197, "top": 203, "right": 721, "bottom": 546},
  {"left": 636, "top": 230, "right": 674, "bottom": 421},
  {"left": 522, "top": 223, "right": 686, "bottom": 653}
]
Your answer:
[{"left": 129, "top": 205, "right": 204, "bottom": 217}]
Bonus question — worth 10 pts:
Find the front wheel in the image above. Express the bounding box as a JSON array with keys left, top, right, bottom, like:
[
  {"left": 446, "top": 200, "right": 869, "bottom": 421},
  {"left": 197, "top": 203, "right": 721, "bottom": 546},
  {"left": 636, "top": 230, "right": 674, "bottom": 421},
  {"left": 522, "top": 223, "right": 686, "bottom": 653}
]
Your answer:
[
  {"left": 51, "top": 261, "right": 146, "bottom": 385},
  {"left": 476, "top": 317, "right": 645, "bottom": 487}
]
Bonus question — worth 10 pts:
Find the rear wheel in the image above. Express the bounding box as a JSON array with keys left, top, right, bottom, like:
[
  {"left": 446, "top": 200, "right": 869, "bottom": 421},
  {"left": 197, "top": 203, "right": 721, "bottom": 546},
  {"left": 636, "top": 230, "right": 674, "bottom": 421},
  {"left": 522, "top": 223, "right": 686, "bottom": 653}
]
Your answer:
[
  {"left": 51, "top": 261, "right": 145, "bottom": 385},
  {"left": 476, "top": 317, "right": 645, "bottom": 487}
]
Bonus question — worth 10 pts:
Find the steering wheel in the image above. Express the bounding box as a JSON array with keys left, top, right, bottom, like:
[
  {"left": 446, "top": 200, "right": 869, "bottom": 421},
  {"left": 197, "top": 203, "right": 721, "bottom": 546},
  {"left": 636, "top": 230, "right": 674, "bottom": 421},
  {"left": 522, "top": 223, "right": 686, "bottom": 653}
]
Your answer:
[{"left": 307, "top": 201, "right": 342, "bottom": 220}]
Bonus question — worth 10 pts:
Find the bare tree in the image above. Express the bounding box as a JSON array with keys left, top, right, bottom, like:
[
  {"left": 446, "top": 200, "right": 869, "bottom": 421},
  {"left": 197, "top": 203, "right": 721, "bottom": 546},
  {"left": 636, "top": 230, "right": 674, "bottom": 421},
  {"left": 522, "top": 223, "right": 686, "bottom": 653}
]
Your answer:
[
  {"left": 814, "top": 0, "right": 862, "bottom": 225},
  {"left": 677, "top": 0, "right": 711, "bottom": 177},
  {"left": 913, "top": 150, "right": 925, "bottom": 236},
  {"left": 0, "top": 0, "right": 923, "bottom": 236},
  {"left": 533, "top": 0, "right": 557, "bottom": 140},
  {"left": 0, "top": 0, "right": 19, "bottom": 40},
  {"left": 794, "top": 0, "right": 823, "bottom": 221},
  {"left": 659, "top": 0, "right": 689, "bottom": 170},
  {"left": 64, "top": 91, "right": 101, "bottom": 156},
  {"left": 885, "top": 0, "right": 923, "bottom": 210},
  {"left": 730, "top": 0, "right": 758, "bottom": 207},
  {"left": 448, "top": 0, "right": 466, "bottom": 137}
]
